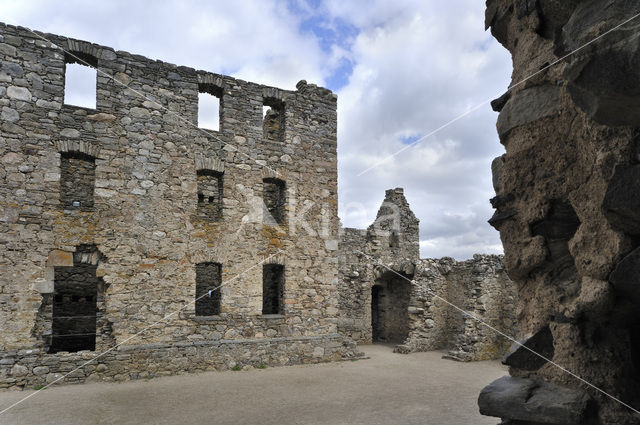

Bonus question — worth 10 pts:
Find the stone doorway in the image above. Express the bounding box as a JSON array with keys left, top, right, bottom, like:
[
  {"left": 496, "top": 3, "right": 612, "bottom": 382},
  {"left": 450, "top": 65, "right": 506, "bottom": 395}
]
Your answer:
[
  {"left": 49, "top": 245, "right": 104, "bottom": 353},
  {"left": 371, "top": 272, "right": 411, "bottom": 344}
]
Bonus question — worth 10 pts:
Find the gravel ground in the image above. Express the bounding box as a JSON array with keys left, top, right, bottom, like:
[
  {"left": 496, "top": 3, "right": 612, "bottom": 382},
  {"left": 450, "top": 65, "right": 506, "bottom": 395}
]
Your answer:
[{"left": 0, "top": 344, "right": 506, "bottom": 425}]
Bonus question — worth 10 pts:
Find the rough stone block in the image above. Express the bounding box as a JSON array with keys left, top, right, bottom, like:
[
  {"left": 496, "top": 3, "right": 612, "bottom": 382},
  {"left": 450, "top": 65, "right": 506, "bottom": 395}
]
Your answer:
[
  {"left": 1, "top": 106, "right": 19, "bottom": 122},
  {"left": 496, "top": 86, "right": 562, "bottom": 140},
  {"left": 609, "top": 247, "right": 640, "bottom": 306},
  {"left": 34, "top": 279, "right": 53, "bottom": 294},
  {"left": 502, "top": 325, "right": 553, "bottom": 371},
  {"left": 46, "top": 250, "right": 73, "bottom": 267},
  {"left": 562, "top": 1, "right": 640, "bottom": 126},
  {"left": 478, "top": 376, "right": 591, "bottom": 425},
  {"left": 602, "top": 165, "right": 640, "bottom": 235},
  {"left": 10, "top": 364, "right": 28, "bottom": 376},
  {"left": 6, "top": 85, "right": 31, "bottom": 101},
  {"left": 32, "top": 366, "right": 49, "bottom": 375}
]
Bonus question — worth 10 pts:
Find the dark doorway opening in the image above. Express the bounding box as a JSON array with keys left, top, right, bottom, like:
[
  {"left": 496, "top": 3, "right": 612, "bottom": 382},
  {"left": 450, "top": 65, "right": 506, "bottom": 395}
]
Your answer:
[
  {"left": 50, "top": 263, "right": 98, "bottom": 353},
  {"left": 371, "top": 272, "right": 411, "bottom": 344}
]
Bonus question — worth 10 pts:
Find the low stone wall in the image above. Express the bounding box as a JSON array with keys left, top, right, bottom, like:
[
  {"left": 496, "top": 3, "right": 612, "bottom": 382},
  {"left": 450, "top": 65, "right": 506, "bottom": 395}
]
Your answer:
[{"left": 0, "top": 334, "right": 359, "bottom": 389}]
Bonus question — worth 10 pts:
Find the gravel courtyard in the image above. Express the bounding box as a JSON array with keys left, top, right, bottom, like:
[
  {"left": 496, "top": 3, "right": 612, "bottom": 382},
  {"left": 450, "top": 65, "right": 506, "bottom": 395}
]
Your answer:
[{"left": 0, "top": 345, "right": 506, "bottom": 425}]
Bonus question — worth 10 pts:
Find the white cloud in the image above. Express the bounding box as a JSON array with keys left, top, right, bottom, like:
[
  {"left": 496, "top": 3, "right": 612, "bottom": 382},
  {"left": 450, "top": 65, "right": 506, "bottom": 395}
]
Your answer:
[
  {"left": 333, "top": 0, "right": 511, "bottom": 259},
  {"left": 0, "top": 0, "right": 327, "bottom": 90}
]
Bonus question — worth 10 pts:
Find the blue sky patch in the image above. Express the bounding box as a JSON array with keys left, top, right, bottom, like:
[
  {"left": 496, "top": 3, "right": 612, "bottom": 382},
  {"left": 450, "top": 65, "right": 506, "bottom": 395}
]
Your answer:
[
  {"left": 287, "top": 0, "right": 357, "bottom": 90},
  {"left": 400, "top": 134, "right": 423, "bottom": 145}
]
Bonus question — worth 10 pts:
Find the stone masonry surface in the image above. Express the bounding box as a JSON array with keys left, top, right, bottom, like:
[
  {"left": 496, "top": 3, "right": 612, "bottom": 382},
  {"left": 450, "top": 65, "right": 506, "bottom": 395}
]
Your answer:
[
  {"left": 481, "top": 1, "right": 640, "bottom": 424},
  {"left": 0, "top": 22, "right": 360, "bottom": 389}
]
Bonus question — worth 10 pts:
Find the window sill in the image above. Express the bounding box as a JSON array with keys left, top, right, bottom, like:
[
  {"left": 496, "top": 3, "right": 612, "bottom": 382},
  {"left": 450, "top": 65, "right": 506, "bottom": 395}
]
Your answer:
[
  {"left": 62, "top": 104, "right": 98, "bottom": 114},
  {"left": 61, "top": 207, "right": 95, "bottom": 213},
  {"left": 197, "top": 126, "right": 221, "bottom": 134},
  {"left": 261, "top": 314, "right": 285, "bottom": 320},
  {"left": 190, "top": 315, "right": 224, "bottom": 322}
]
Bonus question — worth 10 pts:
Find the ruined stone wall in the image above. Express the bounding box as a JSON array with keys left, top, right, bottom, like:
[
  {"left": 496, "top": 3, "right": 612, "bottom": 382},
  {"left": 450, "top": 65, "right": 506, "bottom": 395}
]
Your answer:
[
  {"left": 338, "top": 188, "right": 516, "bottom": 361},
  {"left": 441, "top": 255, "right": 516, "bottom": 361},
  {"left": 0, "top": 22, "right": 359, "bottom": 388},
  {"left": 481, "top": 1, "right": 640, "bottom": 424},
  {"left": 399, "top": 255, "right": 515, "bottom": 360},
  {"left": 338, "top": 188, "right": 419, "bottom": 344}
]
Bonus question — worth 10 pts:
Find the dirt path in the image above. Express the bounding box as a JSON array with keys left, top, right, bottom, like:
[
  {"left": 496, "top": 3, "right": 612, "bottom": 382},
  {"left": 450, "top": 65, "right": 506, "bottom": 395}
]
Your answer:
[{"left": 0, "top": 345, "right": 506, "bottom": 424}]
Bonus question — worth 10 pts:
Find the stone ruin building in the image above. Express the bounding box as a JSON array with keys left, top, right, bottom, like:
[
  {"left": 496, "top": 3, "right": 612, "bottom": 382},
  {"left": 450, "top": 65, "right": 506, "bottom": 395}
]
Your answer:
[
  {"left": 480, "top": 1, "right": 640, "bottom": 424},
  {"left": 0, "top": 22, "right": 516, "bottom": 390},
  {"left": 339, "top": 187, "right": 516, "bottom": 361},
  {"left": 0, "top": 22, "right": 358, "bottom": 388}
]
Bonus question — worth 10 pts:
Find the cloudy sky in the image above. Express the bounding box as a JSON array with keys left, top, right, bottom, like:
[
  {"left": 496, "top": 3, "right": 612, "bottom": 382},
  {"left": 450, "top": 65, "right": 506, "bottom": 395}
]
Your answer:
[{"left": 1, "top": 0, "right": 512, "bottom": 259}]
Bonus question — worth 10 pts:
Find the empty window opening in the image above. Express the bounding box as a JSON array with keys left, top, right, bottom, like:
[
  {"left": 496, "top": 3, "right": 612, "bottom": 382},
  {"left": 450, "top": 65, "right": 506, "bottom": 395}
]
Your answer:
[
  {"left": 263, "top": 98, "right": 284, "bottom": 143},
  {"left": 263, "top": 264, "right": 284, "bottom": 315},
  {"left": 263, "top": 178, "right": 286, "bottom": 225},
  {"left": 389, "top": 231, "right": 399, "bottom": 248},
  {"left": 60, "top": 151, "right": 96, "bottom": 210},
  {"left": 64, "top": 52, "right": 97, "bottom": 109},
  {"left": 196, "top": 170, "right": 223, "bottom": 221},
  {"left": 198, "top": 84, "right": 222, "bottom": 131},
  {"left": 51, "top": 263, "right": 98, "bottom": 353},
  {"left": 371, "top": 272, "right": 411, "bottom": 344},
  {"left": 195, "top": 262, "right": 222, "bottom": 316}
]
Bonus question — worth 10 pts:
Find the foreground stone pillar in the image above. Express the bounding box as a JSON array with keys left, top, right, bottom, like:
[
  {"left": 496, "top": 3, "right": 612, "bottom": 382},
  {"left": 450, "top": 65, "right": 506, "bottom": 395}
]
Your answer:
[{"left": 481, "top": 1, "right": 640, "bottom": 424}]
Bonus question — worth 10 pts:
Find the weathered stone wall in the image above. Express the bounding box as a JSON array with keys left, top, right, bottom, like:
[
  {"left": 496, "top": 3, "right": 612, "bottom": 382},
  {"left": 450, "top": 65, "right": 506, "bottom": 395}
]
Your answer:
[
  {"left": 0, "top": 22, "right": 359, "bottom": 389},
  {"left": 338, "top": 188, "right": 419, "bottom": 344},
  {"left": 481, "top": 1, "right": 640, "bottom": 424},
  {"left": 0, "top": 334, "right": 352, "bottom": 389},
  {"left": 338, "top": 188, "right": 516, "bottom": 361},
  {"left": 408, "top": 255, "right": 516, "bottom": 361}
]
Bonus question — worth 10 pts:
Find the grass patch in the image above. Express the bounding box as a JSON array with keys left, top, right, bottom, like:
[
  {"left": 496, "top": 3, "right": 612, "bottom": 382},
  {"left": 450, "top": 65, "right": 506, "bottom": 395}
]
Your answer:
[
  {"left": 231, "top": 365, "right": 242, "bottom": 371},
  {"left": 33, "top": 385, "right": 45, "bottom": 390},
  {"left": 257, "top": 364, "right": 267, "bottom": 369}
]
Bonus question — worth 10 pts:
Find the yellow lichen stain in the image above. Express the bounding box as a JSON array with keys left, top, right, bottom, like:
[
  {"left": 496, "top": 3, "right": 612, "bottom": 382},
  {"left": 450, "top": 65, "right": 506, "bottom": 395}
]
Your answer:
[
  {"left": 1, "top": 201, "right": 20, "bottom": 208},
  {"left": 475, "top": 343, "right": 502, "bottom": 361},
  {"left": 191, "top": 217, "right": 223, "bottom": 243},
  {"left": 50, "top": 208, "right": 101, "bottom": 243},
  {"left": 262, "top": 225, "right": 287, "bottom": 249}
]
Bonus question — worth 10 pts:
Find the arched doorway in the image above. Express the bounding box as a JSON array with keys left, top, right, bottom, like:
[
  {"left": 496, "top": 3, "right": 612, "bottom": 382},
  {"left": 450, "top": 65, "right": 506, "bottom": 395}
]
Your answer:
[{"left": 371, "top": 272, "right": 411, "bottom": 344}]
